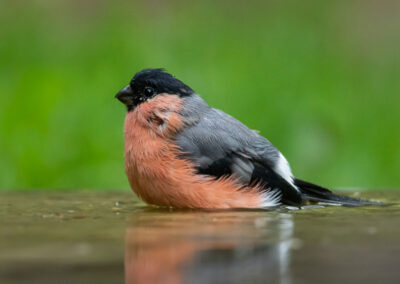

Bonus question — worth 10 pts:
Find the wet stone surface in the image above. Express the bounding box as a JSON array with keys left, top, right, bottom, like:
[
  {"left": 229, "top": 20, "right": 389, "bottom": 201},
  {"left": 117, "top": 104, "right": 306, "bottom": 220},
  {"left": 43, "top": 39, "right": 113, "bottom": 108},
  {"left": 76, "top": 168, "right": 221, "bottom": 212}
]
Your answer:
[{"left": 0, "top": 190, "right": 399, "bottom": 284}]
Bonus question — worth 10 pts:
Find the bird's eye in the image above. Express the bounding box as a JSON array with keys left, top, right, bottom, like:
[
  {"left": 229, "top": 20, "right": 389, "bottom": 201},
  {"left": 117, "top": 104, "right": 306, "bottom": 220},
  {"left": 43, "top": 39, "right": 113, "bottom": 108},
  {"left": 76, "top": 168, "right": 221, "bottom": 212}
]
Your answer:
[{"left": 144, "top": 87, "right": 154, "bottom": 97}]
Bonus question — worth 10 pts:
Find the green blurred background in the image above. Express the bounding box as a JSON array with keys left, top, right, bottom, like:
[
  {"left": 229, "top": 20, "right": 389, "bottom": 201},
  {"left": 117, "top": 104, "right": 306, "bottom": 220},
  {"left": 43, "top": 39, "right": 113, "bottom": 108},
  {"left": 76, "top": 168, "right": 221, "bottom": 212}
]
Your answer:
[{"left": 0, "top": 0, "right": 399, "bottom": 191}]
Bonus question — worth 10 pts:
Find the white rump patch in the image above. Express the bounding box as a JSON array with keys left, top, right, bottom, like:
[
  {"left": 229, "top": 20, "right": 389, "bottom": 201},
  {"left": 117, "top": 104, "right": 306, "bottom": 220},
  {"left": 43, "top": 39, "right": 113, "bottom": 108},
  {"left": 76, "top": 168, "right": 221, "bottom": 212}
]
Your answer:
[
  {"left": 274, "top": 153, "right": 299, "bottom": 192},
  {"left": 260, "top": 189, "right": 282, "bottom": 207}
]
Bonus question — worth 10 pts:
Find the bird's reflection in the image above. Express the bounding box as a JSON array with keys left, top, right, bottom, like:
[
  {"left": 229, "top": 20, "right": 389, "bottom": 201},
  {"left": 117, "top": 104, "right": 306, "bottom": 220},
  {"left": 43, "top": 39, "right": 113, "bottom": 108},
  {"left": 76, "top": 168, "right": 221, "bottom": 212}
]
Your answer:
[{"left": 125, "top": 209, "right": 293, "bottom": 284}]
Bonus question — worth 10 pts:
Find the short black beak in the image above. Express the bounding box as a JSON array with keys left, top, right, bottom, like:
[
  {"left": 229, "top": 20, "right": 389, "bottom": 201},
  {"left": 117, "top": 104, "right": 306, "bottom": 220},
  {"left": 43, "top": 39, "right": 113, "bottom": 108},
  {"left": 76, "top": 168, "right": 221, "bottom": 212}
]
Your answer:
[{"left": 115, "top": 85, "right": 133, "bottom": 105}]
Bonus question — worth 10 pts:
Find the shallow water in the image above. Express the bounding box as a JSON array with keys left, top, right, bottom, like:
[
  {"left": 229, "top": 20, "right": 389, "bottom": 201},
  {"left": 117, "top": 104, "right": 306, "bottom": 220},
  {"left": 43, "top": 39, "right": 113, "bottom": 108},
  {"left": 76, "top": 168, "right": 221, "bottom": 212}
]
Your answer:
[{"left": 0, "top": 190, "right": 399, "bottom": 284}]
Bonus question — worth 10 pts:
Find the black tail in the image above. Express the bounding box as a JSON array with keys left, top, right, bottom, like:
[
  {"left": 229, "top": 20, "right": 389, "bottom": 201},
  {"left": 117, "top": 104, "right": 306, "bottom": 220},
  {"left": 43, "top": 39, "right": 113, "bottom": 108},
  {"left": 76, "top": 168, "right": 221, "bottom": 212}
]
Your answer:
[{"left": 295, "top": 178, "right": 384, "bottom": 207}]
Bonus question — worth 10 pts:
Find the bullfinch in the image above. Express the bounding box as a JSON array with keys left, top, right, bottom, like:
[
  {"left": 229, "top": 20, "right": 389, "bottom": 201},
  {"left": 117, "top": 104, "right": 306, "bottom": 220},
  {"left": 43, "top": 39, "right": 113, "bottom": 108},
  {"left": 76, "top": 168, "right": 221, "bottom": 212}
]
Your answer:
[{"left": 116, "top": 68, "right": 379, "bottom": 209}]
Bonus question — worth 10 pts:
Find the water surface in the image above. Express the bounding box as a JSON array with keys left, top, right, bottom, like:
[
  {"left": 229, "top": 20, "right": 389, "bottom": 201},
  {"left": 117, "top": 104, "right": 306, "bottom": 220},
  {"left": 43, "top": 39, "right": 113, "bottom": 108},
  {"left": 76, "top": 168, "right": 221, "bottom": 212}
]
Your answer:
[{"left": 0, "top": 190, "right": 399, "bottom": 284}]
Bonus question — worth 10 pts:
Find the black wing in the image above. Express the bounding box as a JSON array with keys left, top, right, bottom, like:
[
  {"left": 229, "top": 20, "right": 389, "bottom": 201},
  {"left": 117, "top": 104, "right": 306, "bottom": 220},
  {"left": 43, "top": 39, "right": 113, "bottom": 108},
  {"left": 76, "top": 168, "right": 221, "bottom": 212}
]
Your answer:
[{"left": 175, "top": 98, "right": 303, "bottom": 205}]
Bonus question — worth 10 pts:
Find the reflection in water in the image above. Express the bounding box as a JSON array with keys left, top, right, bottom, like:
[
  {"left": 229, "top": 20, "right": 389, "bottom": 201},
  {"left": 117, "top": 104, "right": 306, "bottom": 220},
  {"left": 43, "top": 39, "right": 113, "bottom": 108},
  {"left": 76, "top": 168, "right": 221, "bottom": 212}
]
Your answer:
[{"left": 125, "top": 209, "right": 293, "bottom": 284}]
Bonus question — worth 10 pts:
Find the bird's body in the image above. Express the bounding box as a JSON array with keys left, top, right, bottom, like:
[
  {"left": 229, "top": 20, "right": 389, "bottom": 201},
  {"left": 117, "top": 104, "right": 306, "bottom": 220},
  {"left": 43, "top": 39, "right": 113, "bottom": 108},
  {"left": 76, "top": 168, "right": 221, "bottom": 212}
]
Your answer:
[
  {"left": 123, "top": 94, "right": 279, "bottom": 208},
  {"left": 117, "top": 68, "right": 379, "bottom": 209}
]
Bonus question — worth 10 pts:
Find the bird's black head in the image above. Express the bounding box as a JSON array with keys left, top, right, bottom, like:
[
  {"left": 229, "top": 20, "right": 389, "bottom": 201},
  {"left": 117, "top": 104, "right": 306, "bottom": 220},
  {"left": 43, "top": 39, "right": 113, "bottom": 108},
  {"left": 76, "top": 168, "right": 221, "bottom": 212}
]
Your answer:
[{"left": 115, "top": 68, "right": 194, "bottom": 111}]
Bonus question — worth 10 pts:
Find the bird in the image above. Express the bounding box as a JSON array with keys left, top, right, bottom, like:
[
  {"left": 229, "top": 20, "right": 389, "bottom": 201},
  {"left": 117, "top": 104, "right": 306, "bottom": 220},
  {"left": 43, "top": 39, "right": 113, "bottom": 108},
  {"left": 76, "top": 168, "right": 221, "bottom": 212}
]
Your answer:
[{"left": 115, "top": 68, "right": 380, "bottom": 209}]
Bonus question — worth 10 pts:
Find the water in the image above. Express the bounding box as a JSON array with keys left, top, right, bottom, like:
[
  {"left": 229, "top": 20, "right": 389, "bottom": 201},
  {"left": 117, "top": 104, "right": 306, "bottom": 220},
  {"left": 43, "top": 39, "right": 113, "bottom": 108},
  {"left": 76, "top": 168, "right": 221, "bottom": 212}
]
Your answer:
[{"left": 0, "top": 190, "right": 399, "bottom": 284}]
